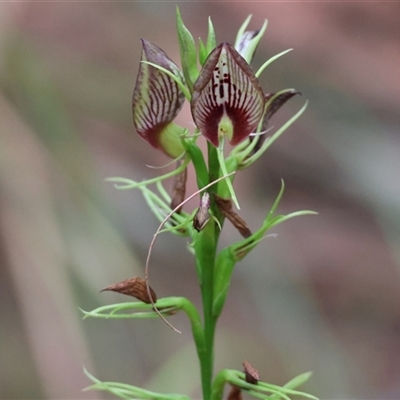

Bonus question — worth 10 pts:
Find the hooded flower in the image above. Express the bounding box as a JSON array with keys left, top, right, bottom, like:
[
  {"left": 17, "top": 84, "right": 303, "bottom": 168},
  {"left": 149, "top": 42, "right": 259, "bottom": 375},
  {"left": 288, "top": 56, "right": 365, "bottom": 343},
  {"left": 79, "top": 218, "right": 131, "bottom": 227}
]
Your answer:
[
  {"left": 190, "top": 42, "right": 265, "bottom": 147},
  {"left": 132, "top": 39, "right": 186, "bottom": 158}
]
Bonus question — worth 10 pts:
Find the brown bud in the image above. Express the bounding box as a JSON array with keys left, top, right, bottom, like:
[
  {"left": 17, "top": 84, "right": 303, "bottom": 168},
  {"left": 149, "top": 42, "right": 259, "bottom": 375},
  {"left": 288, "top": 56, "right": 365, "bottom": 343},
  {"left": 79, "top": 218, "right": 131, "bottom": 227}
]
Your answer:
[
  {"left": 193, "top": 192, "right": 211, "bottom": 231},
  {"left": 214, "top": 194, "right": 252, "bottom": 238},
  {"left": 170, "top": 161, "right": 187, "bottom": 213},
  {"left": 243, "top": 360, "right": 259, "bottom": 384},
  {"left": 226, "top": 385, "right": 242, "bottom": 400},
  {"left": 101, "top": 277, "right": 157, "bottom": 304}
]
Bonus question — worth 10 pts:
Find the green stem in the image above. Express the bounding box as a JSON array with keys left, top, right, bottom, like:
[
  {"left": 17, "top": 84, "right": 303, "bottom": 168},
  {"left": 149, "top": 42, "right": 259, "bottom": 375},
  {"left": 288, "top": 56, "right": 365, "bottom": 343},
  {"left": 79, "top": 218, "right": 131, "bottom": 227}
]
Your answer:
[
  {"left": 195, "top": 221, "right": 218, "bottom": 400},
  {"left": 193, "top": 142, "right": 224, "bottom": 399},
  {"left": 207, "top": 142, "right": 224, "bottom": 224}
]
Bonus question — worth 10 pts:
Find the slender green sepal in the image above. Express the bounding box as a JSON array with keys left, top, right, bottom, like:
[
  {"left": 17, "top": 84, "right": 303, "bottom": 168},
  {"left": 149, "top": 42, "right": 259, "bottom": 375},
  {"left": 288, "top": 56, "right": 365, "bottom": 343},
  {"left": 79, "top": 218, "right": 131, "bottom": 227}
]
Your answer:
[
  {"left": 284, "top": 371, "right": 314, "bottom": 389},
  {"left": 255, "top": 48, "right": 293, "bottom": 78},
  {"left": 81, "top": 298, "right": 182, "bottom": 319},
  {"left": 241, "top": 101, "right": 308, "bottom": 169},
  {"left": 228, "top": 135, "right": 258, "bottom": 167},
  {"left": 267, "top": 179, "right": 286, "bottom": 223},
  {"left": 81, "top": 297, "right": 204, "bottom": 352},
  {"left": 230, "top": 137, "right": 251, "bottom": 154},
  {"left": 217, "top": 140, "right": 240, "bottom": 209},
  {"left": 140, "top": 60, "right": 191, "bottom": 100},
  {"left": 142, "top": 189, "right": 191, "bottom": 236},
  {"left": 214, "top": 156, "right": 239, "bottom": 200},
  {"left": 158, "top": 210, "right": 197, "bottom": 235},
  {"left": 105, "top": 155, "right": 190, "bottom": 189},
  {"left": 84, "top": 368, "right": 191, "bottom": 400},
  {"left": 156, "top": 180, "right": 171, "bottom": 203},
  {"left": 211, "top": 369, "right": 318, "bottom": 400},
  {"left": 212, "top": 181, "right": 316, "bottom": 315},
  {"left": 176, "top": 6, "right": 199, "bottom": 91}
]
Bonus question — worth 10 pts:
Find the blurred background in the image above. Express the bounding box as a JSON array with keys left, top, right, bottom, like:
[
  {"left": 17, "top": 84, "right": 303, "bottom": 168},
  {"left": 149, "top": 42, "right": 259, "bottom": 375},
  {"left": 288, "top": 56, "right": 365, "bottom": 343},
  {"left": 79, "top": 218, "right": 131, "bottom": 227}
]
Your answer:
[{"left": 1, "top": 2, "right": 400, "bottom": 399}]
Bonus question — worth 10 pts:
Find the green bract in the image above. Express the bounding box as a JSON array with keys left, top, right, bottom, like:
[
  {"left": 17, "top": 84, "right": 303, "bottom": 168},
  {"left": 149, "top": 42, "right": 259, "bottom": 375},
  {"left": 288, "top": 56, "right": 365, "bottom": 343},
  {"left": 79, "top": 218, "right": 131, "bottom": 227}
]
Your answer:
[{"left": 176, "top": 7, "right": 199, "bottom": 91}]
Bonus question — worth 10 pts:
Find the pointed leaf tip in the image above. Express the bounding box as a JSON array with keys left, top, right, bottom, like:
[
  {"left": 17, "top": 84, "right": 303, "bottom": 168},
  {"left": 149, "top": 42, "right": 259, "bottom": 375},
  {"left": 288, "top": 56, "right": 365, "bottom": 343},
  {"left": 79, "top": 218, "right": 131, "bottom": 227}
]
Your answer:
[{"left": 176, "top": 7, "right": 198, "bottom": 90}]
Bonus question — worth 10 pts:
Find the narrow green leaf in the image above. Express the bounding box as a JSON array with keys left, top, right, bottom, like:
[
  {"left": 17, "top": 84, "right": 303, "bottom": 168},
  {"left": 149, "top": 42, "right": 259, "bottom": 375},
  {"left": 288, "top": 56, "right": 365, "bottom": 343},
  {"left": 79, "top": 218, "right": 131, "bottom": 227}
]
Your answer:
[
  {"left": 84, "top": 369, "right": 192, "bottom": 400},
  {"left": 283, "top": 371, "right": 314, "bottom": 390},
  {"left": 176, "top": 6, "right": 198, "bottom": 91},
  {"left": 267, "top": 210, "right": 318, "bottom": 230},
  {"left": 212, "top": 248, "right": 236, "bottom": 316},
  {"left": 105, "top": 155, "right": 189, "bottom": 189},
  {"left": 255, "top": 48, "right": 293, "bottom": 78},
  {"left": 242, "top": 100, "right": 308, "bottom": 168},
  {"left": 266, "top": 179, "right": 285, "bottom": 224}
]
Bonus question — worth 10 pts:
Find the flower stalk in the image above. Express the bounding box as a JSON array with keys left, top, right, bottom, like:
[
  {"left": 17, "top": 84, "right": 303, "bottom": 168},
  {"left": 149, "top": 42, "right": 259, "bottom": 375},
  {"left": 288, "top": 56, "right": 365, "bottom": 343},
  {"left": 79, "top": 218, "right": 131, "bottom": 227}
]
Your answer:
[{"left": 83, "top": 8, "right": 318, "bottom": 400}]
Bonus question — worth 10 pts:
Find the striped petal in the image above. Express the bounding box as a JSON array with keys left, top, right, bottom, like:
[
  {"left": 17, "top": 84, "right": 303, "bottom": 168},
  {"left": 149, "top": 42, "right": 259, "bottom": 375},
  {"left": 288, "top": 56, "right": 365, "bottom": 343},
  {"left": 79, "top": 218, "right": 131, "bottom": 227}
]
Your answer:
[
  {"left": 191, "top": 42, "right": 265, "bottom": 147},
  {"left": 132, "top": 40, "right": 185, "bottom": 158}
]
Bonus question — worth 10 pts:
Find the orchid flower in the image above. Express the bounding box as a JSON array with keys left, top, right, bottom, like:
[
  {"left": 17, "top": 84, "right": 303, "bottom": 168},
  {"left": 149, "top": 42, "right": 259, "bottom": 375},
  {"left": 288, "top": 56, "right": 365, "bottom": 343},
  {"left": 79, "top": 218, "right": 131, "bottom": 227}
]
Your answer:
[
  {"left": 86, "top": 9, "right": 315, "bottom": 400},
  {"left": 132, "top": 39, "right": 186, "bottom": 158},
  {"left": 191, "top": 42, "right": 265, "bottom": 148},
  {"left": 130, "top": 14, "right": 304, "bottom": 210}
]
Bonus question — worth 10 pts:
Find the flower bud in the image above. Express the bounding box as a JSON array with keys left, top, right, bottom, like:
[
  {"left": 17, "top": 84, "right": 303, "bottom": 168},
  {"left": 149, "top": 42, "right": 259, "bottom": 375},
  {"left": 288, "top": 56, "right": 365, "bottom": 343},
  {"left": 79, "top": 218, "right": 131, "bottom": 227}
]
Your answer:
[
  {"left": 193, "top": 192, "right": 211, "bottom": 232},
  {"left": 234, "top": 17, "right": 267, "bottom": 64}
]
